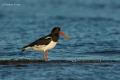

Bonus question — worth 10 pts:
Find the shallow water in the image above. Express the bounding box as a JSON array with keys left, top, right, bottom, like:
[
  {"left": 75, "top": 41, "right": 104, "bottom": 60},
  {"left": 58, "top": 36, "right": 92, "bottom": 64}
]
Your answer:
[
  {"left": 0, "top": 0, "right": 120, "bottom": 80},
  {"left": 0, "top": 63, "right": 120, "bottom": 80}
]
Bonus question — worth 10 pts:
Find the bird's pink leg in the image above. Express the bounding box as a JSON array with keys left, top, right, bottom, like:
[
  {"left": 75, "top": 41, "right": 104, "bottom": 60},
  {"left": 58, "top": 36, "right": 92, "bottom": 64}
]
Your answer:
[{"left": 44, "top": 51, "right": 48, "bottom": 61}]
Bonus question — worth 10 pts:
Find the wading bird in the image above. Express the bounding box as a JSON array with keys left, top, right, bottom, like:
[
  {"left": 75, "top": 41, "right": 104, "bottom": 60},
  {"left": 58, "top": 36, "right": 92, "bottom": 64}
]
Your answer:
[{"left": 22, "top": 27, "right": 69, "bottom": 61}]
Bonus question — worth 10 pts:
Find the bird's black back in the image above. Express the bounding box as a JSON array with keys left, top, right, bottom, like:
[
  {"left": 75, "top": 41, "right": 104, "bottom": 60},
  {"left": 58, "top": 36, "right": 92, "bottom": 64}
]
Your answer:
[{"left": 22, "top": 34, "right": 51, "bottom": 48}]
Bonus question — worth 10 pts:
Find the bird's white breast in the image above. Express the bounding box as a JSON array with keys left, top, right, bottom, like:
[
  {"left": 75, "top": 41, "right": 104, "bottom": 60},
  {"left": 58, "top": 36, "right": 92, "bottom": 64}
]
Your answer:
[
  {"left": 44, "top": 41, "right": 57, "bottom": 51},
  {"left": 32, "top": 41, "right": 57, "bottom": 52}
]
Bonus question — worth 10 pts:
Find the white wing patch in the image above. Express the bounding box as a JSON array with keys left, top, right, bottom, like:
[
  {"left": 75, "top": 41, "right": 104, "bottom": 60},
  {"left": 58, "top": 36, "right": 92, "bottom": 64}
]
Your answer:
[
  {"left": 24, "top": 47, "right": 32, "bottom": 51},
  {"left": 45, "top": 36, "right": 51, "bottom": 39}
]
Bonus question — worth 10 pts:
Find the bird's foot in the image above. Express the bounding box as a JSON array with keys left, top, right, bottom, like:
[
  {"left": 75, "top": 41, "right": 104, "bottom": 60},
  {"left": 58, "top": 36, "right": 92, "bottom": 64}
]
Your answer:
[{"left": 44, "top": 58, "right": 48, "bottom": 61}]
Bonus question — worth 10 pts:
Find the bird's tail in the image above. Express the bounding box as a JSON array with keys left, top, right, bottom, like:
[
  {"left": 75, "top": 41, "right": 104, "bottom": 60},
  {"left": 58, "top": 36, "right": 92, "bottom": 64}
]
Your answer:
[
  {"left": 21, "top": 48, "right": 25, "bottom": 52},
  {"left": 21, "top": 46, "right": 31, "bottom": 52},
  {"left": 21, "top": 46, "right": 26, "bottom": 52}
]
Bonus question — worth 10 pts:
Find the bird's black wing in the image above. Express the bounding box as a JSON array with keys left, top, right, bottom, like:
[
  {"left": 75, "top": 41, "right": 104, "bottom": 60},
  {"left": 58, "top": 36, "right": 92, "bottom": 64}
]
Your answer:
[{"left": 22, "top": 34, "right": 51, "bottom": 49}]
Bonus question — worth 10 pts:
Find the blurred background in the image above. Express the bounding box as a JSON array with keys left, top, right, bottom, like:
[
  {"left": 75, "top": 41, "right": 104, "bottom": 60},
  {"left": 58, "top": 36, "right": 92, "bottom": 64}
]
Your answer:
[{"left": 0, "top": 0, "right": 120, "bottom": 80}]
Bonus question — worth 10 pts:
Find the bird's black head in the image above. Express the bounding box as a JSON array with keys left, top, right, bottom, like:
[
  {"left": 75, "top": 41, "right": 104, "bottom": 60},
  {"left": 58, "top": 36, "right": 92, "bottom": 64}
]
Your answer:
[
  {"left": 50, "top": 27, "right": 64, "bottom": 42},
  {"left": 51, "top": 27, "right": 61, "bottom": 34}
]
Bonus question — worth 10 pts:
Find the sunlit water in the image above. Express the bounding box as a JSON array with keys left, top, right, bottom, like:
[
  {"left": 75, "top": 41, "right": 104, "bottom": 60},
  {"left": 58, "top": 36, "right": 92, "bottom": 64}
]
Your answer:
[{"left": 0, "top": 0, "right": 120, "bottom": 80}]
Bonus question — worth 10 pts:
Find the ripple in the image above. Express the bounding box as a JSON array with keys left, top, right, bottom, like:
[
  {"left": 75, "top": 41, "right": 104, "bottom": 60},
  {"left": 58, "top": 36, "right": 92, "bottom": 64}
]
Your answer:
[
  {"left": 86, "top": 50, "right": 120, "bottom": 54},
  {"left": 0, "top": 58, "right": 120, "bottom": 65},
  {"left": 0, "top": 13, "right": 4, "bottom": 19},
  {"left": 52, "top": 16, "right": 120, "bottom": 22}
]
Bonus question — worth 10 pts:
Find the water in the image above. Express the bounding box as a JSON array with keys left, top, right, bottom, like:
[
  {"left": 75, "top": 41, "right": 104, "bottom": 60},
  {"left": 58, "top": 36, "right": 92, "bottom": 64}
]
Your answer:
[
  {"left": 0, "top": 63, "right": 120, "bottom": 80},
  {"left": 0, "top": 0, "right": 120, "bottom": 80}
]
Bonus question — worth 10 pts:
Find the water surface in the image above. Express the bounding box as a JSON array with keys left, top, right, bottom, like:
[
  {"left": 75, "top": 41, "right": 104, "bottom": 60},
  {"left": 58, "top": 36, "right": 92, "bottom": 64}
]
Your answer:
[{"left": 0, "top": 0, "right": 120, "bottom": 80}]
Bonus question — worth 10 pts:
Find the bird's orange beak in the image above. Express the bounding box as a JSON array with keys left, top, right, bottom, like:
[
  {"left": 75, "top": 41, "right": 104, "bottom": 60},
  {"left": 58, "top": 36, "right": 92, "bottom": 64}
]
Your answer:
[
  {"left": 59, "top": 31, "right": 70, "bottom": 40},
  {"left": 59, "top": 31, "right": 65, "bottom": 36}
]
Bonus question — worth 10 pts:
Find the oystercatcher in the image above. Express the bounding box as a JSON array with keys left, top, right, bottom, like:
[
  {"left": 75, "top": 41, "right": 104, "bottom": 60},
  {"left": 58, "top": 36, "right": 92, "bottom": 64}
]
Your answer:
[{"left": 22, "top": 27, "right": 66, "bottom": 61}]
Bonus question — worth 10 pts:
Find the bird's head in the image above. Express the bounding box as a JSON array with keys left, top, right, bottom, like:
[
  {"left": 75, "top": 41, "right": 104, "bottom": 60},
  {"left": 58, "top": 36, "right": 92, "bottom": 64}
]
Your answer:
[
  {"left": 51, "top": 27, "right": 64, "bottom": 36},
  {"left": 51, "top": 27, "right": 70, "bottom": 40}
]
